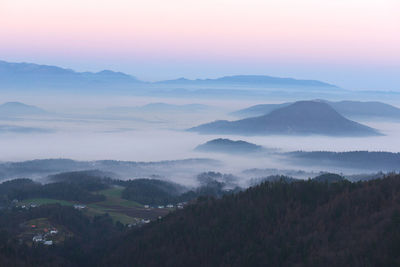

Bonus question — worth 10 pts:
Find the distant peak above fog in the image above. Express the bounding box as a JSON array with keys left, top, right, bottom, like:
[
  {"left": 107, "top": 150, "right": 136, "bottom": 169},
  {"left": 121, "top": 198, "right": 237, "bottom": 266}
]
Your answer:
[
  {"left": 0, "top": 101, "right": 48, "bottom": 116},
  {"left": 231, "top": 99, "right": 400, "bottom": 121},
  {"left": 189, "top": 100, "right": 381, "bottom": 137}
]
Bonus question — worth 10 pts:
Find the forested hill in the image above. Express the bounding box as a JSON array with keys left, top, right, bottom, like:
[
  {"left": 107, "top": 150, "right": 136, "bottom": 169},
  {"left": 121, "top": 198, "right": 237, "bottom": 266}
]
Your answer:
[{"left": 103, "top": 175, "right": 400, "bottom": 267}]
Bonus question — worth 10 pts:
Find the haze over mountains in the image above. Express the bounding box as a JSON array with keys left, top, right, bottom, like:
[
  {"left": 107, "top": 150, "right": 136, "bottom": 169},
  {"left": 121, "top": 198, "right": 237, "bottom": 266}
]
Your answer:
[
  {"left": 106, "top": 103, "right": 210, "bottom": 114},
  {"left": 0, "top": 158, "right": 220, "bottom": 183},
  {"left": 190, "top": 101, "right": 380, "bottom": 136},
  {"left": 232, "top": 100, "right": 400, "bottom": 120},
  {"left": 5, "top": 60, "right": 400, "bottom": 102},
  {"left": 287, "top": 151, "right": 400, "bottom": 171},
  {"left": 194, "top": 138, "right": 400, "bottom": 172},
  {"left": 0, "top": 102, "right": 49, "bottom": 117}
]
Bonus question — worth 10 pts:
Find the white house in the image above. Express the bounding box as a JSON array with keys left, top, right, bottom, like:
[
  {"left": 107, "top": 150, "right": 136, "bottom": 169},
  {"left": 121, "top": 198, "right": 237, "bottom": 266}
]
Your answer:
[
  {"left": 32, "top": 235, "right": 43, "bottom": 242},
  {"left": 43, "top": 240, "right": 53, "bottom": 246},
  {"left": 50, "top": 229, "right": 58, "bottom": 235}
]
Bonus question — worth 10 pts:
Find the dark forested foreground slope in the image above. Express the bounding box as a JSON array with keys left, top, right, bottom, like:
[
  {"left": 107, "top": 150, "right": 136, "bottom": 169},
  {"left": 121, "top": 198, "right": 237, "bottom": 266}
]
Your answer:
[
  {"left": 104, "top": 175, "right": 400, "bottom": 267},
  {"left": 2, "top": 175, "right": 400, "bottom": 266}
]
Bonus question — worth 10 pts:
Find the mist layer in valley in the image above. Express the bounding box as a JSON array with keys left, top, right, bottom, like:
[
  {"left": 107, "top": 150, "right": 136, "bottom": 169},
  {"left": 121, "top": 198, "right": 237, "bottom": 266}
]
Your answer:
[
  {"left": 1, "top": 61, "right": 400, "bottom": 188},
  {"left": 1, "top": 97, "right": 400, "bottom": 188}
]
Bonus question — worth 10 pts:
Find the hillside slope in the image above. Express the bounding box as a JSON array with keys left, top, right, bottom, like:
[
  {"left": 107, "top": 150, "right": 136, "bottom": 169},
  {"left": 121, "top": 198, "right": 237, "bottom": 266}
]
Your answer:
[{"left": 103, "top": 175, "right": 400, "bottom": 267}]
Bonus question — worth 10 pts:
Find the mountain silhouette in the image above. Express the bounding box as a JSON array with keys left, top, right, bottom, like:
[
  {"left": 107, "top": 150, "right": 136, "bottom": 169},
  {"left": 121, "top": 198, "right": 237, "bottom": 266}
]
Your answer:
[
  {"left": 232, "top": 100, "right": 400, "bottom": 120},
  {"left": 0, "top": 102, "right": 48, "bottom": 116},
  {"left": 190, "top": 101, "right": 381, "bottom": 136}
]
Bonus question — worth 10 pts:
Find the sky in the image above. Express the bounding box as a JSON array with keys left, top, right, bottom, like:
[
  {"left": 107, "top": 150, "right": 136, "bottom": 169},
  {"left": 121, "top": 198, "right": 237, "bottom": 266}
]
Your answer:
[{"left": 0, "top": 0, "right": 399, "bottom": 90}]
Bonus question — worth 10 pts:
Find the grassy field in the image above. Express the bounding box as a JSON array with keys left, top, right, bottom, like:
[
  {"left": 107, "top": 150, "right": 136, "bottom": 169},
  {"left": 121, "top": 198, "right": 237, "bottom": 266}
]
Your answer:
[
  {"left": 17, "top": 186, "right": 168, "bottom": 225},
  {"left": 94, "top": 187, "right": 142, "bottom": 208},
  {"left": 18, "top": 198, "right": 74, "bottom": 206}
]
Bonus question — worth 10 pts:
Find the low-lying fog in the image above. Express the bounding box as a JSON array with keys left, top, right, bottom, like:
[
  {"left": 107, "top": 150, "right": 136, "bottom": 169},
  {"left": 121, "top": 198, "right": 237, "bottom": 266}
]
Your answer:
[{"left": 1, "top": 95, "right": 400, "bottom": 185}]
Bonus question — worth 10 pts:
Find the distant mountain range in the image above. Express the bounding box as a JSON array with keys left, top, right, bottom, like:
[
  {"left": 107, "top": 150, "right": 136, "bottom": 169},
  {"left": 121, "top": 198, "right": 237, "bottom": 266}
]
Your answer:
[
  {"left": 195, "top": 138, "right": 264, "bottom": 154},
  {"left": 106, "top": 103, "right": 209, "bottom": 113},
  {"left": 194, "top": 138, "right": 400, "bottom": 171},
  {"left": 232, "top": 100, "right": 400, "bottom": 120},
  {"left": 287, "top": 151, "right": 400, "bottom": 171},
  {"left": 0, "top": 60, "right": 338, "bottom": 91},
  {"left": 189, "top": 101, "right": 381, "bottom": 136},
  {"left": 0, "top": 102, "right": 48, "bottom": 117},
  {"left": 0, "top": 125, "right": 50, "bottom": 134},
  {"left": 0, "top": 60, "right": 141, "bottom": 90},
  {"left": 155, "top": 75, "right": 337, "bottom": 88}
]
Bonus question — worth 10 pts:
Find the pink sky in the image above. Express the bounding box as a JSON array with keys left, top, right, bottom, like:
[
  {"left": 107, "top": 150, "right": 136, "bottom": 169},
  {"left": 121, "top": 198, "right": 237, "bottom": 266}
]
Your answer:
[{"left": 0, "top": 0, "right": 399, "bottom": 89}]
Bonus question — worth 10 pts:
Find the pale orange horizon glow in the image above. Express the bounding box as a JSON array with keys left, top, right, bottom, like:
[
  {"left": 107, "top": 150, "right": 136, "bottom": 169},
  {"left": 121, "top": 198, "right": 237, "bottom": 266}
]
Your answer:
[{"left": 0, "top": 0, "right": 399, "bottom": 88}]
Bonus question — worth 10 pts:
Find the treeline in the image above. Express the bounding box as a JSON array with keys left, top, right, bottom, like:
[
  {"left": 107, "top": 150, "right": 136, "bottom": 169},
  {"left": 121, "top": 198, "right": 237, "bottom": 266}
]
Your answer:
[
  {"left": 103, "top": 175, "right": 400, "bottom": 267},
  {"left": 48, "top": 170, "right": 111, "bottom": 191},
  {"left": 0, "top": 179, "right": 105, "bottom": 204},
  {"left": 118, "top": 172, "right": 241, "bottom": 205},
  {"left": 0, "top": 171, "right": 242, "bottom": 207},
  {"left": 117, "top": 178, "right": 185, "bottom": 205}
]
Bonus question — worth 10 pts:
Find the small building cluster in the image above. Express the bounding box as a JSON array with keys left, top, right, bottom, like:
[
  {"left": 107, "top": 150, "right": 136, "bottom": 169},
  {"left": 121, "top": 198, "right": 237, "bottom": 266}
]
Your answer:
[
  {"left": 32, "top": 228, "right": 58, "bottom": 246},
  {"left": 73, "top": 204, "right": 86, "bottom": 210},
  {"left": 145, "top": 202, "right": 187, "bottom": 209},
  {"left": 127, "top": 218, "right": 151, "bottom": 228},
  {"left": 20, "top": 203, "right": 39, "bottom": 209},
  {"left": 176, "top": 202, "right": 187, "bottom": 209}
]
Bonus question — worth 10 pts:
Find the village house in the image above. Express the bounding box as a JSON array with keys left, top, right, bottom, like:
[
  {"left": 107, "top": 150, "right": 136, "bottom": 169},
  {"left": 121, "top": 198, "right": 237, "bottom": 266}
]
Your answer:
[
  {"left": 74, "top": 204, "right": 86, "bottom": 210},
  {"left": 32, "top": 235, "right": 43, "bottom": 242},
  {"left": 43, "top": 240, "right": 53, "bottom": 246},
  {"left": 50, "top": 229, "right": 58, "bottom": 235}
]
